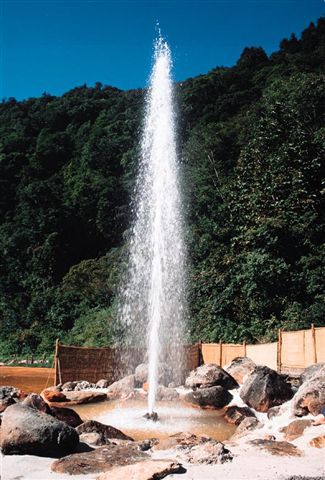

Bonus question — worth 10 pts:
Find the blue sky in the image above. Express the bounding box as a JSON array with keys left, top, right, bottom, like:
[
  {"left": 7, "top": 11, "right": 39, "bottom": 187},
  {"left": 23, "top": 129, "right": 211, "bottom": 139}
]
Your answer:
[{"left": 1, "top": 0, "right": 324, "bottom": 100}]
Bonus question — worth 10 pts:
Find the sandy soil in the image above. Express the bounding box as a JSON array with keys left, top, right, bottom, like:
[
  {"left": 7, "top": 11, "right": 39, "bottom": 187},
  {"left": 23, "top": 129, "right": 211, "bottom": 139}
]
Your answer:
[
  {"left": 1, "top": 439, "right": 324, "bottom": 480},
  {"left": 1, "top": 423, "right": 324, "bottom": 480}
]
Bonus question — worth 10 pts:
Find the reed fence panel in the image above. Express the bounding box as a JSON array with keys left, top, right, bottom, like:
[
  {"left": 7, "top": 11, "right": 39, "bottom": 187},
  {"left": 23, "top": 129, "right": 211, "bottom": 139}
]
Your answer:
[{"left": 54, "top": 326, "right": 325, "bottom": 385}]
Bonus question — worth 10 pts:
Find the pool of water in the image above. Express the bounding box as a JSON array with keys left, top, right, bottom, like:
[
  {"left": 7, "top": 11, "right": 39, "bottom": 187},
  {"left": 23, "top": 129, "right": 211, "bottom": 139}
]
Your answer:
[
  {"left": 73, "top": 399, "right": 236, "bottom": 441},
  {"left": 0, "top": 367, "right": 235, "bottom": 441}
]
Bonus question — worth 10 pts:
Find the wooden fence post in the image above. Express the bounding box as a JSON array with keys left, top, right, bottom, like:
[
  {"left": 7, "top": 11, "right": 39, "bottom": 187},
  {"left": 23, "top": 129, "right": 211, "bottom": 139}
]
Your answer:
[
  {"left": 198, "top": 340, "right": 203, "bottom": 366},
  {"left": 219, "top": 340, "right": 222, "bottom": 367},
  {"left": 243, "top": 340, "right": 247, "bottom": 357},
  {"left": 277, "top": 329, "right": 282, "bottom": 372},
  {"left": 55, "top": 339, "right": 61, "bottom": 386},
  {"left": 311, "top": 324, "right": 317, "bottom": 364}
]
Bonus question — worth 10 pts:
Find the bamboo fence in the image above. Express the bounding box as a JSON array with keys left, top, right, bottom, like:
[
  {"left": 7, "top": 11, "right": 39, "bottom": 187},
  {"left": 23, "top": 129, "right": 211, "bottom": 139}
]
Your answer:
[{"left": 54, "top": 325, "right": 325, "bottom": 385}]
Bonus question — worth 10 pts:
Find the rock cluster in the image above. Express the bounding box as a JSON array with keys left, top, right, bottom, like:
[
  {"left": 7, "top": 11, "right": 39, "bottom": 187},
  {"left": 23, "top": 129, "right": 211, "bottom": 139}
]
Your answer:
[
  {"left": 1, "top": 359, "right": 324, "bottom": 476},
  {"left": 0, "top": 385, "right": 23, "bottom": 413},
  {"left": 183, "top": 364, "right": 237, "bottom": 409}
]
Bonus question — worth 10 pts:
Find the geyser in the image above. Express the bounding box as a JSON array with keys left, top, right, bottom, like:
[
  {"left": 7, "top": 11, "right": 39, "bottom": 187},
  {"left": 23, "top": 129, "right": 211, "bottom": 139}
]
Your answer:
[{"left": 119, "top": 34, "right": 187, "bottom": 415}]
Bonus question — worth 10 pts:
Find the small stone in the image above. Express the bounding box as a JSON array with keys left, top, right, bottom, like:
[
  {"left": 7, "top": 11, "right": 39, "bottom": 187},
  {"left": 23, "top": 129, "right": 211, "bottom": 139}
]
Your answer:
[
  {"left": 183, "top": 440, "right": 233, "bottom": 464},
  {"left": 74, "top": 380, "right": 96, "bottom": 391},
  {"left": 96, "top": 379, "right": 110, "bottom": 388},
  {"left": 61, "top": 381, "right": 78, "bottom": 391},
  {"left": 143, "top": 412, "right": 159, "bottom": 421},
  {"left": 232, "top": 417, "right": 262, "bottom": 439},
  {"left": 249, "top": 439, "right": 303, "bottom": 457},
  {"left": 224, "top": 405, "right": 256, "bottom": 425},
  {"left": 41, "top": 388, "right": 67, "bottom": 403},
  {"left": 281, "top": 419, "right": 313, "bottom": 441},
  {"left": 267, "top": 405, "right": 282, "bottom": 420},
  {"left": 309, "top": 435, "right": 325, "bottom": 448},
  {"left": 80, "top": 432, "right": 103, "bottom": 446}
]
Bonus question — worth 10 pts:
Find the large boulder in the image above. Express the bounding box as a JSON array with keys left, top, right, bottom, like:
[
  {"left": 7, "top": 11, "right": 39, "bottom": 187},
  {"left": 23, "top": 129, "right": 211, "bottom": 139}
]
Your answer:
[
  {"left": 0, "top": 386, "right": 22, "bottom": 413},
  {"left": 22, "top": 393, "right": 82, "bottom": 427},
  {"left": 106, "top": 375, "right": 135, "bottom": 399},
  {"left": 240, "top": 366, "right": 293, "bottom": 412},
  {"left": 185, "top": 364, "right": 238, "bottom": 390},
  {"left": 97, "top": 461, "right": 184, "bottom": 480},
  {"left": 134, "top": 363, "right": 175, "bottom": 387},
  {"left": 224, "top": 405, "right": 256, "bottom": 425},
  {"left": 76, "top": 420, "right": 133, "bottom": 443},
  {"left": 292, "top": 375, "right": 325, "bottom": 416},
  {"left": 51, "top": 443, "right": 147, "bottom": 474},
  {"left": 300, "top": 363, "right": 325, "bottom": 385},
  {"left": 134, "top": 363, "right": 148, "bottom": 386},
  {"left": 225, "top": 357, "right": 256, "bottom": 384},
  {"left": 184, "top": 385, "right": 232, "bottom": 408},
  {"left": 0, "top": 401, "right": 79, "bottom": 456}
]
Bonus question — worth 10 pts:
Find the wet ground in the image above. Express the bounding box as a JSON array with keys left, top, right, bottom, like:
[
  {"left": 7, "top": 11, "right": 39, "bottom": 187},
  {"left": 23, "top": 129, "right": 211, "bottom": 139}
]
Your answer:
[{"left": 0, "top": 366, "right": 55, "bottom": 393}]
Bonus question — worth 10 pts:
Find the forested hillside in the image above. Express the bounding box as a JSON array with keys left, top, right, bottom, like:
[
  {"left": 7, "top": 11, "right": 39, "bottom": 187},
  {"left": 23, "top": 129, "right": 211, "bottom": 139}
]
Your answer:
[{"left": 0, "top": 19, "right": 324, "bottom": 355}]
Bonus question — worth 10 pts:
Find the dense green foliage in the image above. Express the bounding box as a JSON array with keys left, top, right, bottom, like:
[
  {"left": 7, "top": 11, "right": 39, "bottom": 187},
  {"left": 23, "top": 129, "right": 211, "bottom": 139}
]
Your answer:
[{"left": 0, "top": 20, "right": 324, "bottom": 355}]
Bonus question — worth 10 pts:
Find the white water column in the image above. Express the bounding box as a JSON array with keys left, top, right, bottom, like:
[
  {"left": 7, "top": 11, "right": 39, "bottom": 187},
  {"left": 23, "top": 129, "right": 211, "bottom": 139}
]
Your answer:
[{"left": 119, "top": 35, "right": 187, "bottom": 415}]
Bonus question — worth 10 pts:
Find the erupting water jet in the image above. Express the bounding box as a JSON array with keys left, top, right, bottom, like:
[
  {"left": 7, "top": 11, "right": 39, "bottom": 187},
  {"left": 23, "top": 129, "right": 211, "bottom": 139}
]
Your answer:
[{"left": 119, "top": 32, "right": 187, "bottom": 417}]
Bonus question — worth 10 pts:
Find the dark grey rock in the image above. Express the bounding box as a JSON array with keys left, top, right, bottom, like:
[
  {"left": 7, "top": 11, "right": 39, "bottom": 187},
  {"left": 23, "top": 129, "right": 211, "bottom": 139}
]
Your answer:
[
  {"left": 300, "top": 363, "right": 325, "bottom": 385},
  {"left": 240, "top": 366, "right": 293, "bottom": 412},
  {"left": 185, "top": 363, "right": 238, "bottom": 390},
  {"left": 0, "top": 402, "right": 79, "bottom": 456},
  {"left": 184, "top": 385, "right": 233, "bottom": 408}
]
